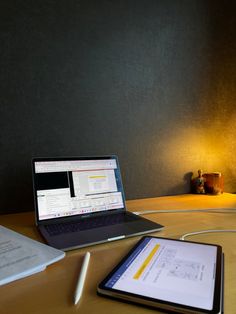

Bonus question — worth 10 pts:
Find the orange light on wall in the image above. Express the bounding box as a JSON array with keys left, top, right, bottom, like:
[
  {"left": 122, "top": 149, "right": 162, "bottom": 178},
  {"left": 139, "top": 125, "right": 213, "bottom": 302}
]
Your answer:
[{"left": 158, "top": 126, "right": 225, "bottom": 173}]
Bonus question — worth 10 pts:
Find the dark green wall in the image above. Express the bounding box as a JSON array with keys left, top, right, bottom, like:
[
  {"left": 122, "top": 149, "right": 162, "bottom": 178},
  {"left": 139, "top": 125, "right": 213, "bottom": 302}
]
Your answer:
[{"left": 0, "top": 0, "right": 236, "bottom": 213}]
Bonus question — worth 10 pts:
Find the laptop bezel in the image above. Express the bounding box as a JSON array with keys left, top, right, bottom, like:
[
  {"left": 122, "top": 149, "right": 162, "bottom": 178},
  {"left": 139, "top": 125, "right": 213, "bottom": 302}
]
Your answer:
[{"left": 32, "top": 155, "right": 127, "bottom": 226}]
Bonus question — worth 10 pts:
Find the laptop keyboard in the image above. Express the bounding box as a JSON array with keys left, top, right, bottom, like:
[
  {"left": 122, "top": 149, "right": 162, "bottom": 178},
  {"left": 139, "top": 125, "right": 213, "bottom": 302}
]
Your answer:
[{"left": 45, "top": 213, "right": 139, "bottom": 236}]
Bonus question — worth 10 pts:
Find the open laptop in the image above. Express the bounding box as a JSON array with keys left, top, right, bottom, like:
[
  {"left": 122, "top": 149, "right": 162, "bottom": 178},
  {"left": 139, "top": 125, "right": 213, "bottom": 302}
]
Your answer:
[{"left": 32, "top": 156, "right": 164, "bottom": 251}]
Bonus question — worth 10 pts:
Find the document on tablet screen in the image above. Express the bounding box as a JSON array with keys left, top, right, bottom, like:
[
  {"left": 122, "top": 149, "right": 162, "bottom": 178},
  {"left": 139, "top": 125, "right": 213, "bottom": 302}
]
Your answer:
[{"left": 104, "top": 237, "right": 217, "bottom": 310}]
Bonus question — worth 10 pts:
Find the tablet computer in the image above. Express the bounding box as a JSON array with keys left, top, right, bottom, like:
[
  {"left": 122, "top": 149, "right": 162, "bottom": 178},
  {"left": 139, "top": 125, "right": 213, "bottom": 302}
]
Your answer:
[{"left": 97, "top": 236, "right": 224, "bottom": 314}]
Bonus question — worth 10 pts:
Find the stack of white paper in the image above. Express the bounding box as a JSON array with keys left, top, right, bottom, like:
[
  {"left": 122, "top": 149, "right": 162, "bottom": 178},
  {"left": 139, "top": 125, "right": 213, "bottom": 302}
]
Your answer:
[{"left": 0, "top": 225, "right": 65, "bottom": 286}]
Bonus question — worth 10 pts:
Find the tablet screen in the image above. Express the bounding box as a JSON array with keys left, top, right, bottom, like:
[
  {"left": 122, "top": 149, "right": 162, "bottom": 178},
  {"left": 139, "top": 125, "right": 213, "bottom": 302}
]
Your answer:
[{"left": 98, "top": 236, "right": 222, "bottom": 313}]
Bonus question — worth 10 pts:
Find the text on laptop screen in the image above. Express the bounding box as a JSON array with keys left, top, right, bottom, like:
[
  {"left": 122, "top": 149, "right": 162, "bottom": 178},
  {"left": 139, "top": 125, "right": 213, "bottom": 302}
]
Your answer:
[{"left": 34, "top": 159, "right": 124, "bottom": 220}]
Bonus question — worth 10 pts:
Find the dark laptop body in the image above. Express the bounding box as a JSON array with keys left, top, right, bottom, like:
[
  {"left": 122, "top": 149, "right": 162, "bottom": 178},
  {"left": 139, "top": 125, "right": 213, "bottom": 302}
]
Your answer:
[{"left": 32, "top": 156, "right": 164, "bottom": 251}]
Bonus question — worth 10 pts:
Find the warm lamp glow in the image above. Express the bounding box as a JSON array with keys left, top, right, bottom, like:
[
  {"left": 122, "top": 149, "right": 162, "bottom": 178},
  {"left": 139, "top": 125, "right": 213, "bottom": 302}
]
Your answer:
[
  {"left": 150, "top": 114, "right": 236, "bottom": 193},
  {"left": 157, "top": 126, "right": 225, "bottom": 173}
]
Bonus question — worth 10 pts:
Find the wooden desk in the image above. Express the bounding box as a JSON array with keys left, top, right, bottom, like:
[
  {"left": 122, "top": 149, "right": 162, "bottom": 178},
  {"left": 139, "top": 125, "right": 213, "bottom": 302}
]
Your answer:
[{"left": 1, "top": 193, "right": 236, "bottom": 314}]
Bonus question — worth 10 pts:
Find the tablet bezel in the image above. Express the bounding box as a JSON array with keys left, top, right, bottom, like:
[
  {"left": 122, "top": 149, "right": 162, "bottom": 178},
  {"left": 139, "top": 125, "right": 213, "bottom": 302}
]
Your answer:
[{"left": 97, "top": 236, "right": 223, "bottom": 314}]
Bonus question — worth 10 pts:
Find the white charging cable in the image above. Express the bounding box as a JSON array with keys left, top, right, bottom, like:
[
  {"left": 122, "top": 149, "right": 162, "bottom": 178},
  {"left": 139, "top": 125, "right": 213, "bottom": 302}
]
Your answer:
[
  {"left": 180, "top": 229, "right": 236, "bottom": 240},
  {"left": 133, "top": 208, "right": 236, "bottom": 215}
]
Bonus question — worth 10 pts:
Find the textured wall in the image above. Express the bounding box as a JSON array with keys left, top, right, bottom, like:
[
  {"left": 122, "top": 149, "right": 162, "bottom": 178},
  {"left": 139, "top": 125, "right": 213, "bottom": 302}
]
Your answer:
[{"left": 0, "top": 0, "right": 236, "bottom": 213}]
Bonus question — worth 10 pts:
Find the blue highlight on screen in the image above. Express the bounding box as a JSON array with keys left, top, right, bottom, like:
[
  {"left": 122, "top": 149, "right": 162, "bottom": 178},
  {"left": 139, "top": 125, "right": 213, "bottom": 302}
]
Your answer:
[{"left": 105, "top": 237, "right": 151, "bottom": 288}]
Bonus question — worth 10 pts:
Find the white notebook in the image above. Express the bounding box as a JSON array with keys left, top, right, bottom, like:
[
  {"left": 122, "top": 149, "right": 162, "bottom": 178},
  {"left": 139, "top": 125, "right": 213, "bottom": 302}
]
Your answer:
[{"left": 0, "top": 225, "right": 65, "bottom": 286}]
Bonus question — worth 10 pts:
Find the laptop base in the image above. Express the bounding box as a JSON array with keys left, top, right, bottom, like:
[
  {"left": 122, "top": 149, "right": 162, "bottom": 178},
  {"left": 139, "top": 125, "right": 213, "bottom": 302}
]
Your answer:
[{"left": 39, "top": 212, "right": 164, "bottom": 251}]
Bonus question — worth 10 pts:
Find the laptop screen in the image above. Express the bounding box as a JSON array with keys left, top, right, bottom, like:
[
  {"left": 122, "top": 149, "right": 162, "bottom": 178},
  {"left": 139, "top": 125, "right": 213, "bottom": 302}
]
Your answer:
[{"left": 32, "top": 156, "right": 125, "bottom": 222}]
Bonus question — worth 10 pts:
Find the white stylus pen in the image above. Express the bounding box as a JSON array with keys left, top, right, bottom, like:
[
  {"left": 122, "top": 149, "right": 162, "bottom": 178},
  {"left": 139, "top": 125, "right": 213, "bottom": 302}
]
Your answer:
[{"left": 74, "top": 252, "right": 90, "bottom": 305}]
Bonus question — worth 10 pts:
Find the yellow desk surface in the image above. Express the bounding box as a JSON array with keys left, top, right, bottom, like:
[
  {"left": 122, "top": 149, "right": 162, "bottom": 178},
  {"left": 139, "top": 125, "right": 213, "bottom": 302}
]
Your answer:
[{"left": 1, "top": 193, "right": 236, "bottom": 314}]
